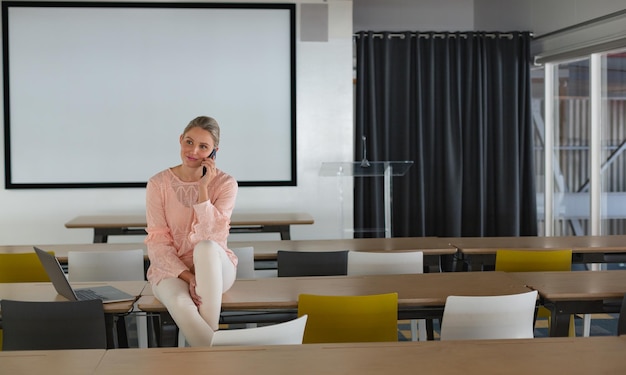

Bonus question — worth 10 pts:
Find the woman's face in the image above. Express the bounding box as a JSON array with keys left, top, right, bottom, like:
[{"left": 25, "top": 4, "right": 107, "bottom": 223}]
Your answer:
[{"left": 179, "top": 127, "right": 216, "bottom": 168}]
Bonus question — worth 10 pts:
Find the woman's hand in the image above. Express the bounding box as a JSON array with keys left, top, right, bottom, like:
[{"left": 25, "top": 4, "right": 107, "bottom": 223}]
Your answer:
[
  {"left": 179, "top": 270, "right": 202, "bottom": 306},
  {"left": 198, "top": 157, "right": 216, "bottom": 204},
  {"left": 188, "top": 276, "right": 202, "bottom": 306},
  {"left": 199, "top": 157, "right": 216, "bottom": 185}
]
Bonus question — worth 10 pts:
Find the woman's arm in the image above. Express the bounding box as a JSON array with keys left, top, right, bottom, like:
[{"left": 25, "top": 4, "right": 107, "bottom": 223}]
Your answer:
[{"left": 189, "top": 172, "right": 238, "bottom": 245}]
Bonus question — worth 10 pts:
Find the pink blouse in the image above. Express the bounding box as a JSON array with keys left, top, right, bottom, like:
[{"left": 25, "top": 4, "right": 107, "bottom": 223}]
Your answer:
[{"left": 144, "top": 168, "right": 238, "bottom": 286}]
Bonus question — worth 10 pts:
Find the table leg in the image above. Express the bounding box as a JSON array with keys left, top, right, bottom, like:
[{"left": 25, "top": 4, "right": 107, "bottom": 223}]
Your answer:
[
  {"left": 103, "top": 314, "right": 129, "bottom": 348},
  {"left": 93, "top": 230, "right": 108, "bottom": 243},
  {"left": 104, "top": 314, "right": 117, "bottom": 348},
  {"left": 549, "top": 307, "right": 572, "bottom": 337},
  {"left": 255, "top": 225, "right": 290, "bottom": 240},
  {"left": 116, "top": 316, "right": 129, "bottom": 348},
  {"left": 279, "top": 226, "right": 290, "bottom": 240}
]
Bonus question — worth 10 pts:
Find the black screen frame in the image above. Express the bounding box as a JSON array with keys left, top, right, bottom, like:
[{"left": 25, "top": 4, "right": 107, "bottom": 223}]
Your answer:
[{"left": 2, "top": 1, "right": 297, "bottom": 189}]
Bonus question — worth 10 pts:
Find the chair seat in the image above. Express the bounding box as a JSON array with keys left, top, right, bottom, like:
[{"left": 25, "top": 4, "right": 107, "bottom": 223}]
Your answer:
[{"left": 212, "top": 315, "right": 308, "bottom": 346}]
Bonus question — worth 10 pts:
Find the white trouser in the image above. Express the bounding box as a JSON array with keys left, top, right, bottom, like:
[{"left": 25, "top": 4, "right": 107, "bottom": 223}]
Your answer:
[{"left": 153, "top": 240, "right": 236, "bottom": 347}]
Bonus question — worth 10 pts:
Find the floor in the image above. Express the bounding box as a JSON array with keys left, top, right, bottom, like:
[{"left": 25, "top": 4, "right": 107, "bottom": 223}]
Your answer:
[{"left": 396, "top": 314, "right": 620, "bottom": 341}]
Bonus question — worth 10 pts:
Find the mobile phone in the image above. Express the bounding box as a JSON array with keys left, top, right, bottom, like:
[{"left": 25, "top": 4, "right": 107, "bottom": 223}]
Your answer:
[{"left": 202, "top": 149, "right": 217, "bottom": 177}]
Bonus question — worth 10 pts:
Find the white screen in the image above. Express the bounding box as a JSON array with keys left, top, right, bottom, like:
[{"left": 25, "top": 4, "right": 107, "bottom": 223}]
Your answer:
[{"left": 4, "top": 3, "right": 295, "bottom": 188}]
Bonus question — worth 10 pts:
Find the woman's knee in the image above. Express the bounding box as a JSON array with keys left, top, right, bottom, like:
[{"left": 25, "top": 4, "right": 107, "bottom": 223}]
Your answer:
[
  {"left": 154, "top": 278, "right": 193, "bottom": 308},
  {"left": 193, "top": 240, "right": 222, "bottom": 263}
]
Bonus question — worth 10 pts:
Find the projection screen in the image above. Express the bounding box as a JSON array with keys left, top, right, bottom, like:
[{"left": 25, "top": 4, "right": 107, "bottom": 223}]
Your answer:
[{"left": 2, "top": 2, "right": 296, "bottom": 188}]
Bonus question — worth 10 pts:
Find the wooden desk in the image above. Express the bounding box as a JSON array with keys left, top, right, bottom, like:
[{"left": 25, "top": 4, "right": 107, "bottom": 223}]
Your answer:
[
  {"left": 1, "top": 237, "right": 453, "bottom": 274},
  {"left": 447, "top": 235, "right": 626, "bottom": 270},
  {"left": 65, "top": 212, "right": 315, "bottom": 242},
  {"left": 510, "top": 270, "right": 626, "bottom": 337},
  {"left": 0, "top": 243, "right": 148, "bottom": 263},
  {"left": 0, "top": 281, "right": 147, "bottom": 348},
  {"left": 94, "top": 337, "right": 626, "bottom": 374},
  {"left": 229, "top": 237, "right": 457, "bottom": 271},
  {"left": 0, "top": 349, "right": 106, "bottom": 375},
  {"left": 138, "top": 271, "right": 530, "bottom": 344},
  {"left": 1, "top": 236, "right": 452, "bottom": 265},
  {"left": 138, "top": 271, "right": 530, "bottom": 316},
  {"left": 229, "top": 237, "right": 455, "bottom": 259}
]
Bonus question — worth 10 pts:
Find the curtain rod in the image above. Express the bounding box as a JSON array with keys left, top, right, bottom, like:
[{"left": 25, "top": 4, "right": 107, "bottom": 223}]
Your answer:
[{"left": 353, "top": 32, "right": 532, "bottom": 39}]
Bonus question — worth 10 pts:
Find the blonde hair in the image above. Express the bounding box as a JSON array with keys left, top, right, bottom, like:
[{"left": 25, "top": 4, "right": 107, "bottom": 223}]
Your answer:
[{"left": 183, "top": 116, "right": 220, "bottom": 147}]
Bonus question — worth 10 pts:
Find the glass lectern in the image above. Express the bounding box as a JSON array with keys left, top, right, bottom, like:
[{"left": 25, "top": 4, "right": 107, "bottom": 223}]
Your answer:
[{"left": 320, "top": 161, "right": 413, "bottom": 238}]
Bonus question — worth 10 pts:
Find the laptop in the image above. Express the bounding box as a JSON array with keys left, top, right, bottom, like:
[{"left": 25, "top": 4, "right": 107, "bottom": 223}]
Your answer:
[{"left": 34, "top": 246, "right": 136, "bottom": 303}]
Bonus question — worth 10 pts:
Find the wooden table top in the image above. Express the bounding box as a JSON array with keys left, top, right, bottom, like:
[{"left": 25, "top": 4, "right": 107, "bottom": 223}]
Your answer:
[
  {"left": 4, "top": 235, "right": 624, "bottom": 263},
  {"left": 93, "top": 337, "right": 626, "bottom": 374},
  {"left": 0, "top": 349, "right": 106, "bottom": 375},
  {"left": 138, "top": 271, "right": 530, "bottom": 311},
  {"left": 229, "top": 237, "right": 457, "bottom": 260},
  {"left": 64, "top": 212, "right": 314, "bottom": 229},
  {"left": 0, "top": 281, "right": 147, "bottom": 314},
  {"left": 0, "top": 243, "right": 148, "bottom": 262},
  {"left": 447, "top": 235, "right": 626, "bottom": 254},
  {"left": 510, "top": 270, "right": 626, "bottom": 301},
  {"left": 1, "top": 237, "right": 455, "bottom": 262}
]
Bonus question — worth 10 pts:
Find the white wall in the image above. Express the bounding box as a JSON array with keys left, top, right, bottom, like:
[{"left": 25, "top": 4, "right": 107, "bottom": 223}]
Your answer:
[
  {"left": 3, "top": 0, "right": 623, "bottom": 245},
  {"left": 474, "top": 0, "right": 626, "bottom": 36},
  {"left": 353, "top": 0, "right": 474, "bottom": 32},
  {"left": 353, "top": 0, "right": 625, "bottom": 35},
  {"left": 528, "top": 0, "right": 626, "bottom": 36},
  {"left": 0, "top": 0, "right": 354, "bottom": 245}
]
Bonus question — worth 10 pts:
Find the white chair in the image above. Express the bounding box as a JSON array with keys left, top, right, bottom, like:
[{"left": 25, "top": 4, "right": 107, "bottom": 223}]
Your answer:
[
  {"left": 346, "top": 250, "right": 427, "bottom": 341},
  {"left": 347, "top": 250, "right": 423, "bottom": 276},
  {"left": 231, "top": 247, "right": 277, "bottom": 279},
  {"left": 67, "top": 249, "right": 147, "bottom": 348},
  {"left": 232, "top": 247, "right": 256, "bottom": 279},
  {"left": 211, "top": 315, "right": 308, "bottom": 346},
  {"left": 228, "top": 247, "right": 261, "bottom": 329},
  {"left": 68, "top": 249, "right": 145, "bottom": 282},
  {"left": 439, "top": 290, "right": 538, "bottom": 341}
]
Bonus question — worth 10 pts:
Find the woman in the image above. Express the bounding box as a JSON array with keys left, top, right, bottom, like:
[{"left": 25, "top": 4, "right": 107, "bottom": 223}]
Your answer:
[{"left": 145, "top": 116, "right": 238, "bottom": 346}]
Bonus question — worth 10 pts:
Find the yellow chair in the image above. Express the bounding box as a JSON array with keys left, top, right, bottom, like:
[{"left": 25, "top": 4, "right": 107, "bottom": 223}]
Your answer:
[
  {"left": 0, "top": 252, "right": 53, "bottom": 283},
  {"left": 495, "top": 249, "right": 576, "bottom": 336},
  {"left": 297, "top": 293, "right": 398, "bottom": 344},
  {"left": 0, "top": 251, "right": 54, "bottom": 350},
  {"left": 495, "top": 249, "right": 572, "bottom": 272}
]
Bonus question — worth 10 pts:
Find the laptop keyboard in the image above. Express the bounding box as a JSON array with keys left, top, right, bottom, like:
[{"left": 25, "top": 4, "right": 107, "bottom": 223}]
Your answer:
[{"left": 75, "top": 288, "right": 104, "bottom": 301}]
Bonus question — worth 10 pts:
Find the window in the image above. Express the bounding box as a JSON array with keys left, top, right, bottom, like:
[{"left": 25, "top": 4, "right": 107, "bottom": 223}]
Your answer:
[{"left": 532, "top": 49, "right": 626, "bottom": 236}]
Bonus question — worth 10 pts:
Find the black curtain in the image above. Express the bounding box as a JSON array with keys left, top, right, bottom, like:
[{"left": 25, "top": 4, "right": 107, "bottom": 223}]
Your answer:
[{"left": 354, "top": 31, "right": 537, "bottom": 239}]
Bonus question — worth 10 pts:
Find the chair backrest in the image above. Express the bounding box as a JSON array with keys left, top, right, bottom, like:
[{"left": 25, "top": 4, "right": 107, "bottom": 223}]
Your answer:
[
  {"left": 347, "top": 250, "right": 423, "bottom": 275},
  {"left": 0, "top": 252, "right": 53, "bottom": 282},
  {"left": 211, "top": 315, "right": 308, "bottom": 346},
  {"left": 68, "top": 249, "right": 145, "bottom": 281},
  {"left": 277, "top": 250, "right": 348, "bottom": 277},
  {"left": 231, "top": 247, "right": 255, "bottom": 279},
  {"left": 495, "top": 249, "right": 572, "bottom": 272},
  {"left": 297, "top": 293, "right": 398, "bottom": 343},
  {"left": 439, "top": 290, "right": 538, "bottom": 341},
  {"left": 0, "top": 299, "right": 107, "bottom": 350}
]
